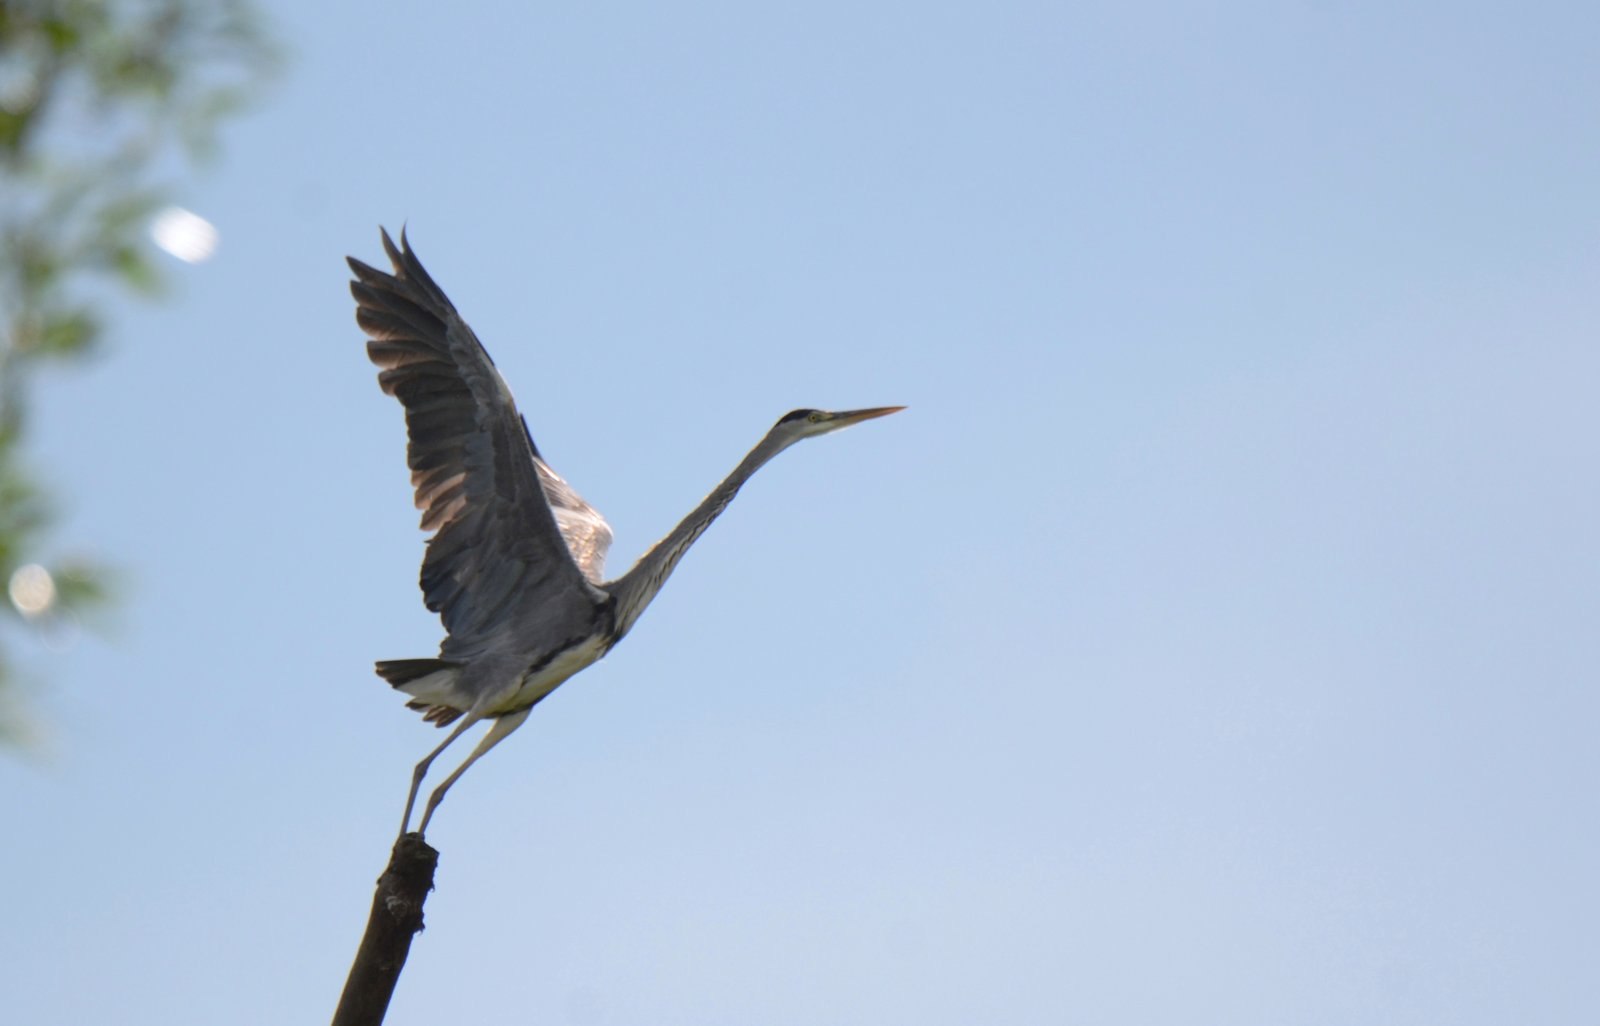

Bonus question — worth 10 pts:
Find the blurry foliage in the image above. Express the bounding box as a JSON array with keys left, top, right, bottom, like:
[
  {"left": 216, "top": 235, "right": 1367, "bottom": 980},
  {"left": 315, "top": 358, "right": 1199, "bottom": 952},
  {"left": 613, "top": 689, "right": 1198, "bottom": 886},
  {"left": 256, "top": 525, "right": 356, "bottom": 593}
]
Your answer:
[{"left": 0, "top": 0, "right": 278, "bottom": 743}]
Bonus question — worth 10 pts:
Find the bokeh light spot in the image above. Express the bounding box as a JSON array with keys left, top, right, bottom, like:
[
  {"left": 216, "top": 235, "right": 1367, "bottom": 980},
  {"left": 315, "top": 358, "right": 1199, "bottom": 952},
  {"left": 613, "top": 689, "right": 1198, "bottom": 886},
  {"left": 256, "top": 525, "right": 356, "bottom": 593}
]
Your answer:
[
  {"left": 8, "top": 563, "right": 57, "bottom": 618},
  {"left": 151, "top": 206, "right": 219, "bottom": 263}
]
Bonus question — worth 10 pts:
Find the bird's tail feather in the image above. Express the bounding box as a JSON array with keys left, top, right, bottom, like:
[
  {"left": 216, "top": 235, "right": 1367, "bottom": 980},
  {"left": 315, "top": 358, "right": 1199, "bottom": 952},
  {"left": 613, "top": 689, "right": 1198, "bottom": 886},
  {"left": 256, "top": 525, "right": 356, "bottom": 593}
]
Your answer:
[
  {"left": 375, "top": 658, "right": 466, "bottom": 728},
  {"left": 375, "top": 658, "right": 460, "bottom": 686}
]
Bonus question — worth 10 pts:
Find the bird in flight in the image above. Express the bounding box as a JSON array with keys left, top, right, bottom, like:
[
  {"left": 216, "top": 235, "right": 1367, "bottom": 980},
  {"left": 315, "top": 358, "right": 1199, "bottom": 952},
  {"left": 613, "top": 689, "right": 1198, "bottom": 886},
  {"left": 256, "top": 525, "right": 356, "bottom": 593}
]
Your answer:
[{"left": 348, "top": 229, "right": 902, "bottom": 838}]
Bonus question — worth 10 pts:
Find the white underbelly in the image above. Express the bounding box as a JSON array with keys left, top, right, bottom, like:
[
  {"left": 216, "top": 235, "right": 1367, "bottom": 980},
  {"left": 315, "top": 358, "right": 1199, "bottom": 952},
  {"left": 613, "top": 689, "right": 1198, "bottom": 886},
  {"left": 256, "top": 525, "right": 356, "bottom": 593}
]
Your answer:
[{"left": 497, "top": 634, "right": 611, "bottom": 712}]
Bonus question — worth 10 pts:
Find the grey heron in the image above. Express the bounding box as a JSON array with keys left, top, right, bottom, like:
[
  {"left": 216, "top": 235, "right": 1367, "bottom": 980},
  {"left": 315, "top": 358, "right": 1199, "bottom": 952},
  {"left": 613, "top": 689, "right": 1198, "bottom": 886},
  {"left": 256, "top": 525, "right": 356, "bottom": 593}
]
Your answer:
[{"left": 348, "top": 228, "right": 902, "bottom": 838}]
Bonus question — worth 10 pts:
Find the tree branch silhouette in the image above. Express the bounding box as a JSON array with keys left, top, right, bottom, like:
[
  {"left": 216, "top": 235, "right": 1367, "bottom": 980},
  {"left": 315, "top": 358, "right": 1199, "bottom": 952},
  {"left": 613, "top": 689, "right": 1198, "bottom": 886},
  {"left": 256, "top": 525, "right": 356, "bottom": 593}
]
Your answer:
[{"left": 331, "top": 833, "right": 439, "bottom": 1026}]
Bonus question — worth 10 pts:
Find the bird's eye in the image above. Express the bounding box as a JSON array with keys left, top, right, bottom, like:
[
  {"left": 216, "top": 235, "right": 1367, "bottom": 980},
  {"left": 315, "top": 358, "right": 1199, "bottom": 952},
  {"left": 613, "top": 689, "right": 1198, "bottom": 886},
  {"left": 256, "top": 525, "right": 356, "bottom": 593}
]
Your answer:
[{"left": 807, "top": 411, "right": 825, "bottom": 424}]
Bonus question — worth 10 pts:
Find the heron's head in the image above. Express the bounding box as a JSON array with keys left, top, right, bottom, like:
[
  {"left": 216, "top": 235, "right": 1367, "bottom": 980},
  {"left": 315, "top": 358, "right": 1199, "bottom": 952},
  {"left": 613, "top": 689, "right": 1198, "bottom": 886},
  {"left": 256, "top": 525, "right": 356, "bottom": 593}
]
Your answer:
[{"left": 771, "top": 406, "right": 905, "bottom": 447}]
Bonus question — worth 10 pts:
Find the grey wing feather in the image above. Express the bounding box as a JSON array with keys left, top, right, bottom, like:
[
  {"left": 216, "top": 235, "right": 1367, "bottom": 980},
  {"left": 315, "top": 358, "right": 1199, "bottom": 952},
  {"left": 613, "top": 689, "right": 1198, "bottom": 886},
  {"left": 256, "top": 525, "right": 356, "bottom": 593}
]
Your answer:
[
  {"left": 348, "top": 228, "right": 600, "bottom": 657},
  {"left": 533, "top": 452, "right": 614, "bottom": 584}
]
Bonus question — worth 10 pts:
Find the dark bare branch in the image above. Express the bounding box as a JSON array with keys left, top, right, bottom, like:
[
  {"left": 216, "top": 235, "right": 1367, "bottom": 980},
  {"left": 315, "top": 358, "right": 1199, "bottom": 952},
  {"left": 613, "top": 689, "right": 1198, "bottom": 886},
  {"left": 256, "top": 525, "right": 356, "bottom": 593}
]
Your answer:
[{"left": 331, "top": 833, "right": 439, "bottom": 1026}]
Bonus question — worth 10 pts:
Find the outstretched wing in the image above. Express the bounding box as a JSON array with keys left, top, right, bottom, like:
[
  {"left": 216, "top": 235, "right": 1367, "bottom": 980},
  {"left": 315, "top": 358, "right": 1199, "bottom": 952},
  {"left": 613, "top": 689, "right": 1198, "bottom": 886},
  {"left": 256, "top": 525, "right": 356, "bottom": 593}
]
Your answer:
[
  {"left": 531, "top": 445, "right": 614, "bottom": 584},
  {"left": 348, "top": 228, "right": 602, "bottom": 656}
]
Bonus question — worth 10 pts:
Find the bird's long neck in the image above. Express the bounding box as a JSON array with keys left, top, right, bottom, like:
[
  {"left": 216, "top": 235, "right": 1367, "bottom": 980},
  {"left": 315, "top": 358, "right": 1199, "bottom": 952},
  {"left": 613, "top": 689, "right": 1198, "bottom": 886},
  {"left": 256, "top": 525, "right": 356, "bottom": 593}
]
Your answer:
[{"left": 608, "top": 428, "right": 791, "bottom": 638}]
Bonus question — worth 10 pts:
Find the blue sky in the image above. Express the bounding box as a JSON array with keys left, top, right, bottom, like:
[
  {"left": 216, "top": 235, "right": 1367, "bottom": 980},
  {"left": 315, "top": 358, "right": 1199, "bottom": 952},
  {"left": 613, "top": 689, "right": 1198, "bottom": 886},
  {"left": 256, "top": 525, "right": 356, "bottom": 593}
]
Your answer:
[{"left": 5, "top": 2, "right": 1599, "bottom": 1023}]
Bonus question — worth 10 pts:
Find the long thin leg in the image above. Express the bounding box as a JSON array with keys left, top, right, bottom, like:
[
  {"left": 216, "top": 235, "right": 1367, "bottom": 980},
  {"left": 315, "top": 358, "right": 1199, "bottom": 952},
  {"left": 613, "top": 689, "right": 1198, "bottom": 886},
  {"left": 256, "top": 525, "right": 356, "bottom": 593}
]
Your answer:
[
  {"left": 400, "top": 713, "right": 482, "bottom": 837},
  {"left": 415, "top": 707, "right": 533, "bottom": 837}
]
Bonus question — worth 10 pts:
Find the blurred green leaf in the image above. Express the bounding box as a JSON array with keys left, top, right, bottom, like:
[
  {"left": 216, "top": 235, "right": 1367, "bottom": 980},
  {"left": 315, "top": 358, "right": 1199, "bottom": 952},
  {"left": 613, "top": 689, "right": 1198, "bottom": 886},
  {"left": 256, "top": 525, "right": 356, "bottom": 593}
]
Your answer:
[
  {"left": 0, "top": 110, "right": 30, "bottom": 154},
  {"left": 0, "top": 0, "right": 279, "bottom": 743},
  {"left": 96, "top": 190, "right": 164, "bottom": 235},
  {"left": 50, "top": 558, "right": 112, "bottom": 611},
  {"left": 110, "top": 243, "right": 161, "bottom": 295},
  {"left": 40, "top": 17, "right": 80, "bottom": 53},
  {"left": 39, "top": 308, "right": 100, "bottom": 357}
]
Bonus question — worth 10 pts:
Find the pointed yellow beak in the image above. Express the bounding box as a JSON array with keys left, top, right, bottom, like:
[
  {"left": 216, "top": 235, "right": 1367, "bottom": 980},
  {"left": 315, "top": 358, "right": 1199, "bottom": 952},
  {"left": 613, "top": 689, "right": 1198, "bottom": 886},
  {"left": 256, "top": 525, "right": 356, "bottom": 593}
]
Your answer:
[{"left": 825, "top": 406, "right": 907, "bottom": 427}]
